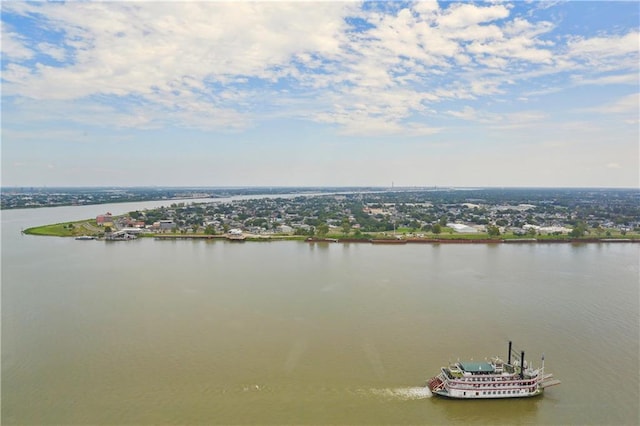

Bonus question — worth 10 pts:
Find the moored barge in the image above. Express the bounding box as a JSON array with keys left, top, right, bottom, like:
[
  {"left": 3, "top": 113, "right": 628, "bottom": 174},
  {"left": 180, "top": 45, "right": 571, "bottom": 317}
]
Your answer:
[{"left": 427, "top": 341, "right": 560, "bottom": 399}]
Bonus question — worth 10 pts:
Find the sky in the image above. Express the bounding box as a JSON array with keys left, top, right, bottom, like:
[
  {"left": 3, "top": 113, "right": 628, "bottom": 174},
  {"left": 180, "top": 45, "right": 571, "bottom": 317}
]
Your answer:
[{"left": 1, "top": 1, "right": 638, "bottom": 188}]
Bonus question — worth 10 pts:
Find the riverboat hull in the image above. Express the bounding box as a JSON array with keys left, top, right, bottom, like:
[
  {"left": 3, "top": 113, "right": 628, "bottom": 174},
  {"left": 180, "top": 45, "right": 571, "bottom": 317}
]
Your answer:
[{"left": 431, "top": 387, "right": 544, "bottom": 399}]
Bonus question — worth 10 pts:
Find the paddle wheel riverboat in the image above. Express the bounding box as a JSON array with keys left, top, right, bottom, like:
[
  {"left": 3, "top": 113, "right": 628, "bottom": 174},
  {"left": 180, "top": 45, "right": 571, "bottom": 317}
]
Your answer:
[{"left": 427, "top": 341, "right": 560, "bottom": 399}]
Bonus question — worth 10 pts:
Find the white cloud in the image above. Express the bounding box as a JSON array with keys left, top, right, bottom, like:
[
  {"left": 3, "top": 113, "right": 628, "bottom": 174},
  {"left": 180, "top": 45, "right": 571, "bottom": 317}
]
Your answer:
[
  {"left": 568, "top": 31, "right": 640, "bottom": 58},
  {"left": 36, "top": 42, "right": 67, "bottom": 62},
  {"left": 2, "top": 64, "right": 33, "bottom": 86},
  {"left": 598, "top": 93, "right": 640, "bottom": 115},
  {"left": 445, "top": 106, "right": 547, "bottom": 128},
  {"left": 466, "top": 34, "right": 553, "bottom": 64},
  {"left": 564, "top": 31, "right": 640, "bottom": 73},
  {"left": 1, "top": 27, "right": 34, "bottom": 60},
  {"left": 437, "top": 3, "right": 510, "bottom": 28},
  {"left": 573, "top": 73, "right": 639, "bottom": 86}
]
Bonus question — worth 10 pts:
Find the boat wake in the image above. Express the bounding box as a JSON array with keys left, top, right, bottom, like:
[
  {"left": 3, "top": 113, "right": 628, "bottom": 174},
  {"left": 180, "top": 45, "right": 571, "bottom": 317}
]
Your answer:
[{"left": 369, "top": 386, "right": 432, "bottom": 400}]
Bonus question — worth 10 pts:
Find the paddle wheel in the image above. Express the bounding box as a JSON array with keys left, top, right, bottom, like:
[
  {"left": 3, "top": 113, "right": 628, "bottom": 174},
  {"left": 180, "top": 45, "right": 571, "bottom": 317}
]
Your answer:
[{"left": 427, "top": 375, "right": 446, "bottom": 392}]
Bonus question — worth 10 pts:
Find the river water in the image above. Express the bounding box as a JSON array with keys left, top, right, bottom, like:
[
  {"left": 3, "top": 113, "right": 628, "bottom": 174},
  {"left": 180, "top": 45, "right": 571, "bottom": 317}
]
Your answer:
[{"left": 2, "top": 200, "right": 639, "bottom": 425}]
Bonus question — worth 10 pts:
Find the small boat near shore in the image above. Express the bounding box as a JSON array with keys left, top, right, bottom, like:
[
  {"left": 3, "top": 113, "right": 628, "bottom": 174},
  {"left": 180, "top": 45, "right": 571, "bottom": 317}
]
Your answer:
[
  {"left": 226, "top": 229, "right": 246, "bottom": 241},
  {"left": 75, "top": 235, "right": 95, "bottom": 240},
  {"left": 427, "top": 341, "right": 560, "bottom": 399}
]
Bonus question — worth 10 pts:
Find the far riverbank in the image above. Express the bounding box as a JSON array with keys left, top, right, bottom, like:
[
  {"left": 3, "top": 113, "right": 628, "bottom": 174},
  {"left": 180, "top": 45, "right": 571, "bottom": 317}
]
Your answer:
[
  {"left": 22, "top": 217, "right": 640, "bottom": 244},
  {"left": 22, "top": 221, "right": 640, "bottom": 244}
]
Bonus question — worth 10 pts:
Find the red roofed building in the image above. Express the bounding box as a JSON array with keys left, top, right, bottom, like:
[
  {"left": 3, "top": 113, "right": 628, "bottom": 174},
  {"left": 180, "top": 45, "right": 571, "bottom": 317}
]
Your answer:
[{"left": 96, "top": 213, "right": 113, "bottom": 226}]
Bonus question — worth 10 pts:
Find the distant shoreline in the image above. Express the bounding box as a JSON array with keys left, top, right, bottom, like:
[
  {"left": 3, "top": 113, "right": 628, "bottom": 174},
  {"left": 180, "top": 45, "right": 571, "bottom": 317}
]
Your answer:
[
  {"left": 306, "top": 237, "right": 640, "bottom": 244},
  {"left": 140, "top": 235, "right": 640, "bottom": 244}
]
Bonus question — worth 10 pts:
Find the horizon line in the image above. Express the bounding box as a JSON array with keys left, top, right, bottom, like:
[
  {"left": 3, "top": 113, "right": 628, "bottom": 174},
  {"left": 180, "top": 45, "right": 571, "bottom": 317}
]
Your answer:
[{"left": 2, "top": 185, "right": 639, "bottom": 190}]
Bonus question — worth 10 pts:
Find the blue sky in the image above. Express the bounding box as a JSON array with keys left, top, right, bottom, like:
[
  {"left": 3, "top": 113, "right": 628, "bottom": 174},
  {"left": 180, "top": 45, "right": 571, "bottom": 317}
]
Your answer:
[{"left": 2, "top": 1, "right": 638, "bottom": 188}]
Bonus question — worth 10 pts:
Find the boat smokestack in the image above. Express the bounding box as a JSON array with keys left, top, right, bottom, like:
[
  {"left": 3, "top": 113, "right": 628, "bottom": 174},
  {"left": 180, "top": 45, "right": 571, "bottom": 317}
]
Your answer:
[
  {"left": 508, "top": 341, "right": 512, "bottom": 365},
  {"left": 520, "top": 351, "right": 525, "bottom": 378}
]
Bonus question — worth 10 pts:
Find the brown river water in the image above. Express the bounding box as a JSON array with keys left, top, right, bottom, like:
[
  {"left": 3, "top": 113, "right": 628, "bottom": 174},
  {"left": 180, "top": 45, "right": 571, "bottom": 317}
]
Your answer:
[{"left": 2, "top": 201, "right": 638, "bottom": 425}]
